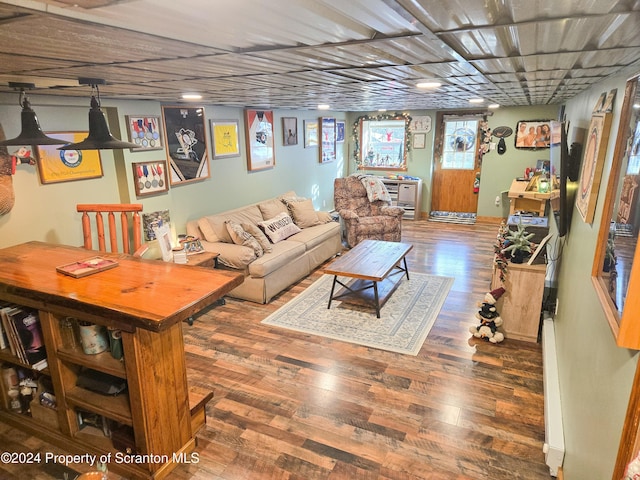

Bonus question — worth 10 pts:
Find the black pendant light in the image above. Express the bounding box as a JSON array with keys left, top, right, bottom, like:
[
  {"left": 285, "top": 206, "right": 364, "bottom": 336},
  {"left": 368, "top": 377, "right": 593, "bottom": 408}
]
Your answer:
[
  {"left": 0, "top": 83, "right": 66, "bottom": 146},
  {"left": 59, "top": 79, "right": 139, "bottom": 151}
]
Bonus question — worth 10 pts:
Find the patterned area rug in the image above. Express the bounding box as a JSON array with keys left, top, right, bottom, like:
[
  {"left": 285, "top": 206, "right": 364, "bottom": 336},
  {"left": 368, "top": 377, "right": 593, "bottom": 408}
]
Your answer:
[
  {"left": 428, "top": 211, "right": 477, "bottom": 224},
  {"left": 261, "top": 272, "right": 454, "bottom": 355}
]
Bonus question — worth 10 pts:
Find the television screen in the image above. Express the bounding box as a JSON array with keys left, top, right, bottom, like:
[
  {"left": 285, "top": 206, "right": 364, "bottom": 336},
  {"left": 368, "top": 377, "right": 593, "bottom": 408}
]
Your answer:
[{"left": 550, "top": 121, "right": 578, "bottom": 237}]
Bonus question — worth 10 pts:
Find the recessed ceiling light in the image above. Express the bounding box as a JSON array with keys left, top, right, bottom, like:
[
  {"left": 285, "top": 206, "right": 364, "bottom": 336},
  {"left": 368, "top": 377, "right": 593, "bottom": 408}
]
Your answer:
[
  {"left": 378, "top": 108, "right": 387, "bottom": 112},
  {"left": 488, "top": 103, "right": 500, "bottom": 109},
  {"left": 416, "top": 81, "right": 441, "bottom": 89},
  {"left": 182, "top": 93, "right": 202, "bottom": 100},
  {"left": 469, "top": 98, "right": 484, "bottom": 104},
  {"left": 317, "top": 104, "right": 330, "bottom": 110}
]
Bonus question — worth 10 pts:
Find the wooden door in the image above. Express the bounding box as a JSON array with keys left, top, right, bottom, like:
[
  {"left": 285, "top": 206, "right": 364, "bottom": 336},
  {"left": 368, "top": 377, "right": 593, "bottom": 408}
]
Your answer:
[{"left": 431, "top": 112, "right": 482, "bottom": 213}]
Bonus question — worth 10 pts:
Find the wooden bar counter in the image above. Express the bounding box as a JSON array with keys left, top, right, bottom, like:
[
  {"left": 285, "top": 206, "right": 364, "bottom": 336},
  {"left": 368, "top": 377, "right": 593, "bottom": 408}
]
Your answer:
[{"left": 0, "top": 241, "right": 243, "bottom": 479}]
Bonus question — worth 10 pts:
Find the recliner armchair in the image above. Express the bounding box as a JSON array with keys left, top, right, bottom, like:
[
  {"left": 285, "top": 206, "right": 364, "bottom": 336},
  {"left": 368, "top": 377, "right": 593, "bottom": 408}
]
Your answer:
[{"left": 334, "top": 176, "right": 404, "bottom": 248}]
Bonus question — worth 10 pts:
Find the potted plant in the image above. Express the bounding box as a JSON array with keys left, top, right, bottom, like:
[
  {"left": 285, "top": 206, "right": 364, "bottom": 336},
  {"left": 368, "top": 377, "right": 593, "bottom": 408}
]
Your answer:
[{"left": 502, "top": 223, "right": 535, "bottom": 264}]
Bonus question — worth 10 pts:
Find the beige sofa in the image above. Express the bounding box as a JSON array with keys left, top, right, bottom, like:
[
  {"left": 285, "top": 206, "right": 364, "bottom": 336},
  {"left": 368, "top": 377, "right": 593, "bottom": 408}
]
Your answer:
[{"left": 186, "top": 192, "right": 342, "bottom": 303}]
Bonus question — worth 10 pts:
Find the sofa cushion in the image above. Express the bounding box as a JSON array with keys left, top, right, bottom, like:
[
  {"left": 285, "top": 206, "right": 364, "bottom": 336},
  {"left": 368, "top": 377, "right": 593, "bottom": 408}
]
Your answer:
[
  {"left": 258, "top": 198, "right": 289, "bottom": 220},
  {"left": 287, "top": 198, "right": 320, "bottom": 228},
  {"left": 226, "top": 220, "right": 263, "bottom": 257},
  {"left": 242, "top": 222, "right": 273, "bottom": 253},
  {"left": 198, "top": 216, "right": 232, "bottom": 243},
  {"left": 288, "top": 221, "right": 341, "bottom": 250},
  {"left": 257, "top": 212, "right": 301, "bottom": 243},
  {"left": 248, "top": 240, "right": 306, "bottom": 278},
  {"left": 215, "top": 242, "right": 256, "bottom": 269}
]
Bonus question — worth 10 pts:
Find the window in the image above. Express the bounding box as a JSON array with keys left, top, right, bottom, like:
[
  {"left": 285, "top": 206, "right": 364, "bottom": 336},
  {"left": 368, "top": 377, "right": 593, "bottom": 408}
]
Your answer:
[{"left": 441, "top": 118, "right": 479, "bottom": 169}]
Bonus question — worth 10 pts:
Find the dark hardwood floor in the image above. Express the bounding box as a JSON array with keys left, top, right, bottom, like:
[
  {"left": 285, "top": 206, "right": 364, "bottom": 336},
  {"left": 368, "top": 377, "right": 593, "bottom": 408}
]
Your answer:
[{"left": 0, "top": 221, "right": 550, "bottom": 479}]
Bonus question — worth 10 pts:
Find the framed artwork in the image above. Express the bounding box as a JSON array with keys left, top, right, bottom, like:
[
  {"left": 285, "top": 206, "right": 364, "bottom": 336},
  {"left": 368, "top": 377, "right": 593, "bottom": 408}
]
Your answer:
[
  {"left": 132, "top": 161, "right": 169, "bottom": 197},
  {"left": 161, "top": 106, "right": 210, "bottom": 186},
  {"left": 142, "top": 209, "right": 170, "bottom": 241},
  {"left": 210, "top": 119, "right": 240, "bottom": 159},
  {"left": 320, "top": 117, "right": 336, "bottom": 163},
  {"left": 514, "top": 120, "right": 552, "bottom": 149},
  {"left": 411, "top": 115, "right": 432, "bottom": 133},
  {"left": 336, "top": 121, "right": 346, "bottom": 143},
  {"left": 576, "top": 111, "right": 613, "bottom": 223},
  {"left": 282, "top": 117, "right": 298, "bottom": 146},
  {"left": 124, "top": 115, "right": 163, "bottom": 151},
  {"left": 304, "top": 120, "right": 318, "bottom": 148},
  {"left": 413, "top": 133, "right": 426, "bottom": 149},
  {"left": 244, "top": 109, "right": 275, "bottom": 171},
  {"left": 35, "top": 132, "right": 102, "bottom": 184}
]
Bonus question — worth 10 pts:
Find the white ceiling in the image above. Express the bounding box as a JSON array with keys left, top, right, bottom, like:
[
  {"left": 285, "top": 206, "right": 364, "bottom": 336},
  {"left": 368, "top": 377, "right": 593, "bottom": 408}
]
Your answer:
[{"left": 0, "top": 0, "right": 639, "bottom": 111}]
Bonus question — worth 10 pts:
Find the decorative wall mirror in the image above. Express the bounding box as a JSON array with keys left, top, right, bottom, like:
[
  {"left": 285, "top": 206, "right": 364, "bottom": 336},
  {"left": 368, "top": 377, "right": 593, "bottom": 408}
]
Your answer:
[
  {"left": 592, "top": 73, "right": 640, "bottom": 349},
  {"left": 354, "top": 113, "right": 410, "bottom": 170}
]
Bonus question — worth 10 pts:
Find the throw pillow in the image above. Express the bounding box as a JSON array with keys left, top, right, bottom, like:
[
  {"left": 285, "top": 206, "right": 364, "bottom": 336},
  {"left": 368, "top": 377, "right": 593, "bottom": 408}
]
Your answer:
[
  {"left": 197, "top": 216, "right": 233, "bottom": 243},
  {"left": 225, "top": 220, "right": 264, "bottom": 257},
  {"left": 257, "top": 212, "right": 301, "bottom": 243},
  {"left": 242, "top": 222, "right": 273, "bottom": 253},
  {"left": 288, "top": 198, "right": 320, "bottom": 228},
  {"left": 317, "top": 211, "right": 333, "bottom": 223},
  {"left": 258, "top": 198, "right": 289, "bottom": 220}
]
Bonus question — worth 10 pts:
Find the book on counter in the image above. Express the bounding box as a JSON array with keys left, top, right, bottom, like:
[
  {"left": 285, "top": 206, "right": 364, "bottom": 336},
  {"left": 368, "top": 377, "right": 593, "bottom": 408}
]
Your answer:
[{"left": 56, "top": 256, "right": 118, "bottom": 278}]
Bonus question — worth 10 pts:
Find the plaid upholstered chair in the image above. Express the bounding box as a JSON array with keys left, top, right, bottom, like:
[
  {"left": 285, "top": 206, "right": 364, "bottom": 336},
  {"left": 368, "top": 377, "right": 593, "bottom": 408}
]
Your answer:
[{"left": 333, "top": 176, "right": 404, "bottom": 248}]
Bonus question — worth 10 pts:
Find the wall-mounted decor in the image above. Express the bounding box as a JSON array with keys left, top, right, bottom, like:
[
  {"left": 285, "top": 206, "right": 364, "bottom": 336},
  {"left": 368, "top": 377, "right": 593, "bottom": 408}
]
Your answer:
[
  {"left": 413, "top": 133, "right": 426, "bottom": 149},
  {"left": 35, "top": 132, "right": 103, "bottom": 184},
  {"left": 304, "top": 120, "right": 318, "bottom": 147},
  {"left": 410, "top": 115, "right": 431, "bottom": 133},
  {"left": 161, "top": 106, "right": 209, "bottom": 186},
  {"left": 210, "top": 119, "right": 240, "bottom": 159},
  {"left": 132, "top": 161, "right": 168, "bottom": 197},
  {"left": 124, "top": 115, "right": 163, "bottom": 151},
  {"left": 282, "top": 117, "right": 298, "bottom": 146},
  {"left": 244, "top": 109, "right": 275, "bottom": 171},
  {"left": 514, "top": 120, "right": 552, "bottom": 149},
  {"left": 576, "top": 111, "right": 613, "bottom": 223},
  {"left": 320, "top": 117, "right": 336, "bottom": 163},
  {"left": 336, "top": 121, "right": 345, "bottom": 143}
]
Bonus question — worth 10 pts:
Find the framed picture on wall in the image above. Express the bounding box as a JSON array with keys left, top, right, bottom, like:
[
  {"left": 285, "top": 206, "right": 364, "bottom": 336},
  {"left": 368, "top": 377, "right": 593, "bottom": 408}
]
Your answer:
[
  {"left": 336, "top": 121, "right": 346, "bottom": 143},
  {"left": 210, "top": 119, "right": 240, "bottom": 159},
  {"left": 244, "top": 109, "right": 275, "bottom": 171},
  {"left": 413, "top": 133, "right": 426, "bottom": 149},
  {"left": 161, "top": 106, "right": 210, "bottom": 186},
  {"left": 320, "top": 117, "right": 336, "bottom": 163},
  {"left": 124, "top": 115, "right": 163, "bottom": 151},
  {"left": 132, "top": 161, "right": 169, "bottom": 197},
  {"left": 35, "top": 132, "right": 103, "bottom": 184},
  {"left": 304, "top": 120, "right": 318, "bottom": 148},
  {"left": 514, "top": 120, "right": 552, "bottom": 149},
  {"left": 282, "top": 117, "right": 298, "bottom": 146}
]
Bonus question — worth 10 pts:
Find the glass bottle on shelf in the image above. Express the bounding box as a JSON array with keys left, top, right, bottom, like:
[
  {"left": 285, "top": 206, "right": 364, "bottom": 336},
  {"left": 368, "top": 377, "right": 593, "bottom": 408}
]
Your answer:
[{"left": 60, "top": 317, "right": 79, "bottom": 350}]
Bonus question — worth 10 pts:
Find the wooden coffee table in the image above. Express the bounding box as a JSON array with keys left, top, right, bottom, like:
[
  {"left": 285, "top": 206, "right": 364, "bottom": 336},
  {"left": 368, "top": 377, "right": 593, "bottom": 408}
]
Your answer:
[{"left": 323, "top": 239, "right": 413, "bottom": 318}]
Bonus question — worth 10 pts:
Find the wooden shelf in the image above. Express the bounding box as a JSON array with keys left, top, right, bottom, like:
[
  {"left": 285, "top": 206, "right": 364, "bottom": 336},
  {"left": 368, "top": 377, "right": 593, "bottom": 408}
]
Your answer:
[
  {"left": 66, "top": 386, "right": 132, "bottom": 425},
  {"left": 56, "top": 348, "right": 126, "bottom": 379},
  {"left": 381, "top": 178, "right": 422, "bottom": 220}
]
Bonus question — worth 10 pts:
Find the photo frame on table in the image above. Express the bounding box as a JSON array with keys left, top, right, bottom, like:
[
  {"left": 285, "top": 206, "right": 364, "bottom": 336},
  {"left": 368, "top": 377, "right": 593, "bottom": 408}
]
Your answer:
[
  {"left": 576, "top": 111, "right": 613, "bottom": 224},
  {"left": 244, "top": 109, "right": 275, "bottom": 171},
  {"left": 210, "top": 119, "right": 240, "bottom": 159},
  {"left": 161, "top": 106, "right": 209, "bottom": 186},
  {"left": 153, "top": 223, "right": 173, "bottom": 262},
  {"left": 304, "top": 120, "right": 318, "bottom": 148},
  {"left": 132, "top": 161, "right": 168, "bottom": 197},
  {"left": 514, "top": 120, "right": 552, "bottom": 149},
  {"left": 282, "top": 117, "right": 298, "bottom": 146},
  {"left": 35, "top": 132, "right": 103, "bottom": 184},
  {"left": 336, "top": 121, "right": 346, "bottom": 143},
  {"left": 413, "top": 133, "right": 426, "bottom": 149},
  {"left": 142, "top": 210, "right": 170, "bottom": 241},
  {"left": 124, "top": 115, "right": 163, "bottom": 151},
  {"left": 320, "top": 117, "right": 336, "bottom": 163}
]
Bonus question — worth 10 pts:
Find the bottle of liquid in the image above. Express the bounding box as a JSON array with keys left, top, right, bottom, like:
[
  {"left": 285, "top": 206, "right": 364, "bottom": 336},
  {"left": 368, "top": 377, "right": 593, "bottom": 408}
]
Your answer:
[{"left": 8, "top": 389, "right": 21, "bottom": 413}]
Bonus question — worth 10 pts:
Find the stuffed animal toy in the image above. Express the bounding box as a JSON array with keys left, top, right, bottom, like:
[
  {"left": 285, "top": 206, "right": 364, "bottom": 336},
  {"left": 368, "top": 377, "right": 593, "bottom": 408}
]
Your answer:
[{"left": 469, "top": 287, "right": 506, "bottom": 343}]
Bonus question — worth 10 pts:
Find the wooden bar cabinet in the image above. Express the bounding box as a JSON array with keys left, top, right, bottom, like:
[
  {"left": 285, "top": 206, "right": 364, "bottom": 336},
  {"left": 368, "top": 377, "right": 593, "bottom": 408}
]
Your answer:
[{"left": 0, "top": 241, "right": 243, "bottom": 479}]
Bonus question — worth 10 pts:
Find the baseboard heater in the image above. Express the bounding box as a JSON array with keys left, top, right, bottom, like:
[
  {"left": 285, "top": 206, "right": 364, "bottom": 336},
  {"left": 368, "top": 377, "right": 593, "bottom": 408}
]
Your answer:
[{"left": 542, "top": 315, "right": 565, "bottom": 476}]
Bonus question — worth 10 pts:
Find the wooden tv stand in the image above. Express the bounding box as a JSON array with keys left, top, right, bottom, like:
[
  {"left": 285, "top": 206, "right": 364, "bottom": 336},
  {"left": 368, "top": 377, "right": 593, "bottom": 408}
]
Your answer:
[{"left": 0, "top": 242, "right": 243, "bottom": 479}]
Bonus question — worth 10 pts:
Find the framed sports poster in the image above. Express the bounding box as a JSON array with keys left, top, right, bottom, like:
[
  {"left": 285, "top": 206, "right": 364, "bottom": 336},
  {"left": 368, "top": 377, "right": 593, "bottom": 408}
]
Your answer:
[
  {"left": 320, "top": 117, "right": 336, "bottom": 163},
  {"left": 576, "top": 112, "right": 613, "bottom": 223},
  {"left": 210, "top": 119, "right": 240, "bottom": 159},
  {"left": 244, "top": 109, "right": 275, "bottom": 171},
  {"left": 35, "top": 132, "right": 102, "bottom": 184},
  {"left": 161, "top": 106, "right": 210, "bottom": 186}
]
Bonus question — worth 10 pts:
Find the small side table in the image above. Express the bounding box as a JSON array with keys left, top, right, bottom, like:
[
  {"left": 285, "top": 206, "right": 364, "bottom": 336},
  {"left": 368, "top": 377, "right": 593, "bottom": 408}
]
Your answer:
[
  {"left": 184, "top": 251, "right": 222, "bottom": 325},
  {"left": 187, "top": 251, "right": 219, "bottom": 269}
]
